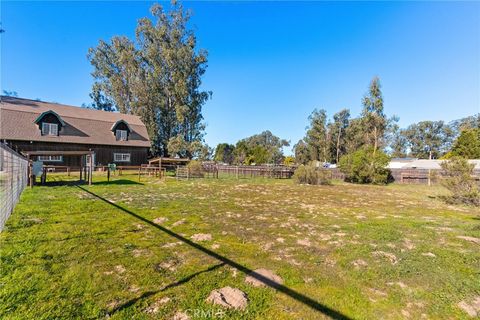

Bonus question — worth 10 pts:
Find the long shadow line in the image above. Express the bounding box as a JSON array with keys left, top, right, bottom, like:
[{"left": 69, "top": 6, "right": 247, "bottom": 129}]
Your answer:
[
  {"left": 110, "top": 262, "right": 226, "bottom": 315},
  {"left": 78, "top": 186, "right": 352, "bottom": 320}
]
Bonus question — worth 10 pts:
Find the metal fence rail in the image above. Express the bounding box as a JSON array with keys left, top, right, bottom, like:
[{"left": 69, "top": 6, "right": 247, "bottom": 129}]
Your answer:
[{"left": 0, "top": 143, "right": 29, "bottom": 231}]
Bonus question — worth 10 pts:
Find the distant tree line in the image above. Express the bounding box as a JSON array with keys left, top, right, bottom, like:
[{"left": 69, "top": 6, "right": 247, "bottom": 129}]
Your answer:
[
  {"left": 293, "top": 77, "right": 479, "bottom": 164},
  {"left": 212, "top": 77, "right": 479, "bottom": 168},
  {"left": 72, "top": 0, "right": 479, "bottom": 165},
  {"left": 213, "top": 130, "right": 289, "bottom": 165}
]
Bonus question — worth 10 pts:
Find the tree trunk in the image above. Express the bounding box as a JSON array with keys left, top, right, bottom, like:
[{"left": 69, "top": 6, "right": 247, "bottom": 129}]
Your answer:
[{"left": 336, "top": 127, "right": 341, "bottom": 163}]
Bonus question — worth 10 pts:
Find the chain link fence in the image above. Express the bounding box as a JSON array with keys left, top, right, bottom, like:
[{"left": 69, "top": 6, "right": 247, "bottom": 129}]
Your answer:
[{"left": 0, "top": 142, "right": 29, "bottom": 231}]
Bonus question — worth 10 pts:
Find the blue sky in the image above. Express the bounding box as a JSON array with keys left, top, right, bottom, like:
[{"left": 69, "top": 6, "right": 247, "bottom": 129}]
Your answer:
[{"left": 2, "top": 1, "right": 479, "bottom": 153}]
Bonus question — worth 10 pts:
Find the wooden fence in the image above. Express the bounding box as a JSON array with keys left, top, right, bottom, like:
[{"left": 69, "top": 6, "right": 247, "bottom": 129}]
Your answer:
[
  {"left": 42, "top": 165, "right": 144, "bottom": 175},
  {"left": 202, "top": 164, "right": 294, "bottom": 179},
  {"left": 35, "top": 163, "right": 480, "bottom": 185},
  {"left": 327, "top": 168, "right": 480, "bottom": 185}
]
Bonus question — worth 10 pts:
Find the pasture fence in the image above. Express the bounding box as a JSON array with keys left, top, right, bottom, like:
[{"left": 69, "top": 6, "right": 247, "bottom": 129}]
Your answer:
[
  {"left": 202, "top": 164, "right": 295, "bottom": 179},
  {"left": 0, "top": 142, "right": 29, "bottom": 231}
]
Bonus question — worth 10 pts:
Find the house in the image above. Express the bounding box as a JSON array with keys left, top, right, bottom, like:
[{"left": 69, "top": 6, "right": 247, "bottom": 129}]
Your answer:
[
  {"left": 0, "top": 96, "right": 151, "bottom": 166},
  {"left": 387, "top": 157, "right": 418, "bottom": 169},
  {"left": 401, "top": 159, "right": 480, "bottom": 170}
]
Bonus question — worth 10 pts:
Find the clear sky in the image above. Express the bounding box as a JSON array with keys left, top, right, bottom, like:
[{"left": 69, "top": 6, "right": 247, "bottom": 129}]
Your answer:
[{"left": 2, "top": 1, "right": 479, "bottom": 154}]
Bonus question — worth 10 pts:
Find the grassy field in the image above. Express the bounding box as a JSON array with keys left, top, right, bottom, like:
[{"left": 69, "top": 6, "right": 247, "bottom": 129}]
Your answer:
[{"left": 1, "top": 173, "right": 479, "bottom": 319}]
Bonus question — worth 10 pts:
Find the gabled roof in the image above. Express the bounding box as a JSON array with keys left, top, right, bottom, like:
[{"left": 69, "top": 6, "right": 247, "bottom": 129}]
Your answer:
[
  {"left": 111, "top": 119, "right": 132, "bottom": 132},
  {"left": 34, "top": 110, "right": 66, "bottom": 126},
  {"left": 0, "top": 96, "right": 150, "bottom": 148}
]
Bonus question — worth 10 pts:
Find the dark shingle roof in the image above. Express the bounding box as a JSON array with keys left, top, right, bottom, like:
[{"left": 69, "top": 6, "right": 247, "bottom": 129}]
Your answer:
[{"left": 0, "top": 96, "right": 150, "bottom": 147}]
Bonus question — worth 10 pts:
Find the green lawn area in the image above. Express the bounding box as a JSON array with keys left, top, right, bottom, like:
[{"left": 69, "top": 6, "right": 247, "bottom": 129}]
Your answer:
[{"left": 1, "top": 174, "right": 479, "bottom": 319}]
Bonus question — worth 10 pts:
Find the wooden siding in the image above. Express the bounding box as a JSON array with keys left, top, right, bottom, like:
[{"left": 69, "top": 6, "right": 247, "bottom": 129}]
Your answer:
[{"left": 5, "top": 140, "right": 148, "bottom": 166}]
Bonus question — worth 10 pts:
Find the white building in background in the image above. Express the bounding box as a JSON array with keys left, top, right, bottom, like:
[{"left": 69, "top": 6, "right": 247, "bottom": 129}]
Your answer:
[{"left": 388, "top": 158, "right": 480, "bottom": 170}]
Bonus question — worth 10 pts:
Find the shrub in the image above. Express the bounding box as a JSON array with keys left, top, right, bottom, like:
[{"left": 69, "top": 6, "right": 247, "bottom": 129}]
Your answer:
[
  {"left": 338, "top": 148, "right": 390, "bottom": 184},
  {"left": 283, "top": 156, "right": 295, "bottom": 166},
  {"left": 440, "top": 157, "right": 480, "bottom": 206},
  {"left": 186, "top": 160, "right": 204, "bottom": 178},
  {"left": 293, "top": 162, "right": 331, "bottom": 185}
]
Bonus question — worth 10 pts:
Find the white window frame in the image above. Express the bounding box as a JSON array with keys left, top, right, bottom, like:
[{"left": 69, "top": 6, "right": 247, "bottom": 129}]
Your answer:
[
  {"left": 113, "top": 153, "right": 131, "bottom": 162},
  {"left": 116, "top": 129, "right": 128, "bottom": 141},
  {"left": 38, "top": 155, "right": 63, "bottom": 162},
  {"left": 41, "top": 122, "right": 58, "bottom": 136}
]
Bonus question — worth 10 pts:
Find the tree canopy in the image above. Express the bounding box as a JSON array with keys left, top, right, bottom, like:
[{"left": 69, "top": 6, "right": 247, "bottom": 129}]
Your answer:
[
  {"left": 361, "top": 77, "right": 386, "bottom": 154},
  {"left": 87, "top": 2, "right": 210, "bottom": 157},
  {"left": 234, "top": 130, "right": 289, "bottom": 165},
  {"left": 447, "top": 128, "right": 480, "bottom": 159},
  {"left": 402, "top": 121, "right": 453, "bottom": 159},
  {"left": 213, "top": 143, "right": 235, "bottom": 164},
  {"left": 213, "top": 131, "right": 289, "bottom": 165}
]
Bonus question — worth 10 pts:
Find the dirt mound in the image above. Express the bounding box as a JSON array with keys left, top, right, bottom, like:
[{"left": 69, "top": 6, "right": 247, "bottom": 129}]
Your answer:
[{"left": 206, "top": 286, "right": 248, "bottom": 310}]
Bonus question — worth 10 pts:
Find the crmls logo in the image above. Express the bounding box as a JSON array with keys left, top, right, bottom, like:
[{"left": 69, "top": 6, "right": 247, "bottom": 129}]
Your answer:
[{"left": 184, "top": 308, "right": 226, "bottom": 318}]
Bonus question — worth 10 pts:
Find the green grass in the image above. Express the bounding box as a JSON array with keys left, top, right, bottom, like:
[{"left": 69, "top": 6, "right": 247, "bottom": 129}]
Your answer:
[{"left": 1, "top": 173, "right": 479, "bottom": 319}]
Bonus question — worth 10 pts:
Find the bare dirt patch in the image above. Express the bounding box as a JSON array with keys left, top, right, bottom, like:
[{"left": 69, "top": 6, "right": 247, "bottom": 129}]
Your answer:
[
  {"left": 114, "top": 265, "right": 126, "bottom": 274},
  {"left": 296, "top": 238, "right": 311, "bottom": 247},
  {"left": 245, "top": 268, "right": 284, "bottom": 288},
  {"left": 191, "top": 233, "right": 212, "bottom": 242},
  {"left": 206, "top": 286, "right": 248, "bottom": 310},
  {"left": 132, "top": 249, "right": 151, "bottom": 257},
  {"left": 144, "top": 297, "right": 170, "bottom": 314},
  {"left": 457, "top": 236, "right": 480, "bottom": 245},
  {"left": 457, "top": 296, "right": 480, "bottom": 317},
  {"left": 172, "top": 219, "right": 186, "bottom": 227},
  {"left": 153, "top": 217, "right": 168, "bottom": 224},
  {"left": 352, "top": 259, "right": 368, "bottom": 269},
  {"left": 172, "top": 311, "right": 191, "bottom": 320},
  {"left": 372, "top": 251, "right": 399, "bottom": 265},
  {"left": 421, "top": 252, "right": 436, "bottom": 258}
]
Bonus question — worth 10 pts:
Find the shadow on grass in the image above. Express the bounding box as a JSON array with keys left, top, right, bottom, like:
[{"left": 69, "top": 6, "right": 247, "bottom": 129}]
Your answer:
[
  {"left": 110, "top": 262, "right": 226, "bottom": 315},
  {"left": 78, "top": 186, "right": 352, "bottom": 320},
  {"left": 35, "top": 178, "right": 143, "bottom": 187},
  {"left": 41, "top": 180, "right": 85, "bottom": 187},
  {"left": 94, "top": 179, "right": 144, "bottom": 186}
]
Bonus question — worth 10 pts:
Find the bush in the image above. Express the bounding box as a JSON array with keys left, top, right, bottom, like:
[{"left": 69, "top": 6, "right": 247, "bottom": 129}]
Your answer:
[
  {"left": 283, "top": 156, "right": 295, "bottom": 166},
  {"left": 338, "top": 148, "right": 390, "bottom": 184},
  {"left": 293, "top": 162, "right": 331, "bottom": 185},
  {"left": 440, "top": 157, "right": 480, "bottom": 206},
  {"left": 186, "top": 160, "right": 205, "bottom": 178}
]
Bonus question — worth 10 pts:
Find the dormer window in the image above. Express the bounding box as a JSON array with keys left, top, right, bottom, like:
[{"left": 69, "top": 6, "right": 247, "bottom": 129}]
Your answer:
[
  {"left": 116, "top": 129, "right": 128, "bottom": 141},
  {"left": 34, "top": 110, "right": 65, "bottom": 136},
  {"left": 111, "top": 119, "right": 132, "bottom": 141},
  {"left": 42, "top": 123, "right": 58, "bottom": 136}
]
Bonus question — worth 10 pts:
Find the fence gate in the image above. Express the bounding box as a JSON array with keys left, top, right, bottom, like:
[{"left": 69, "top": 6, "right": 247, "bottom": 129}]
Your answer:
[
  {"left": 176, "top": 166, "right": 189, "bottom": 180},
  {"left": 0, "top": 143, "right": 29, "bottom": 231}
]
